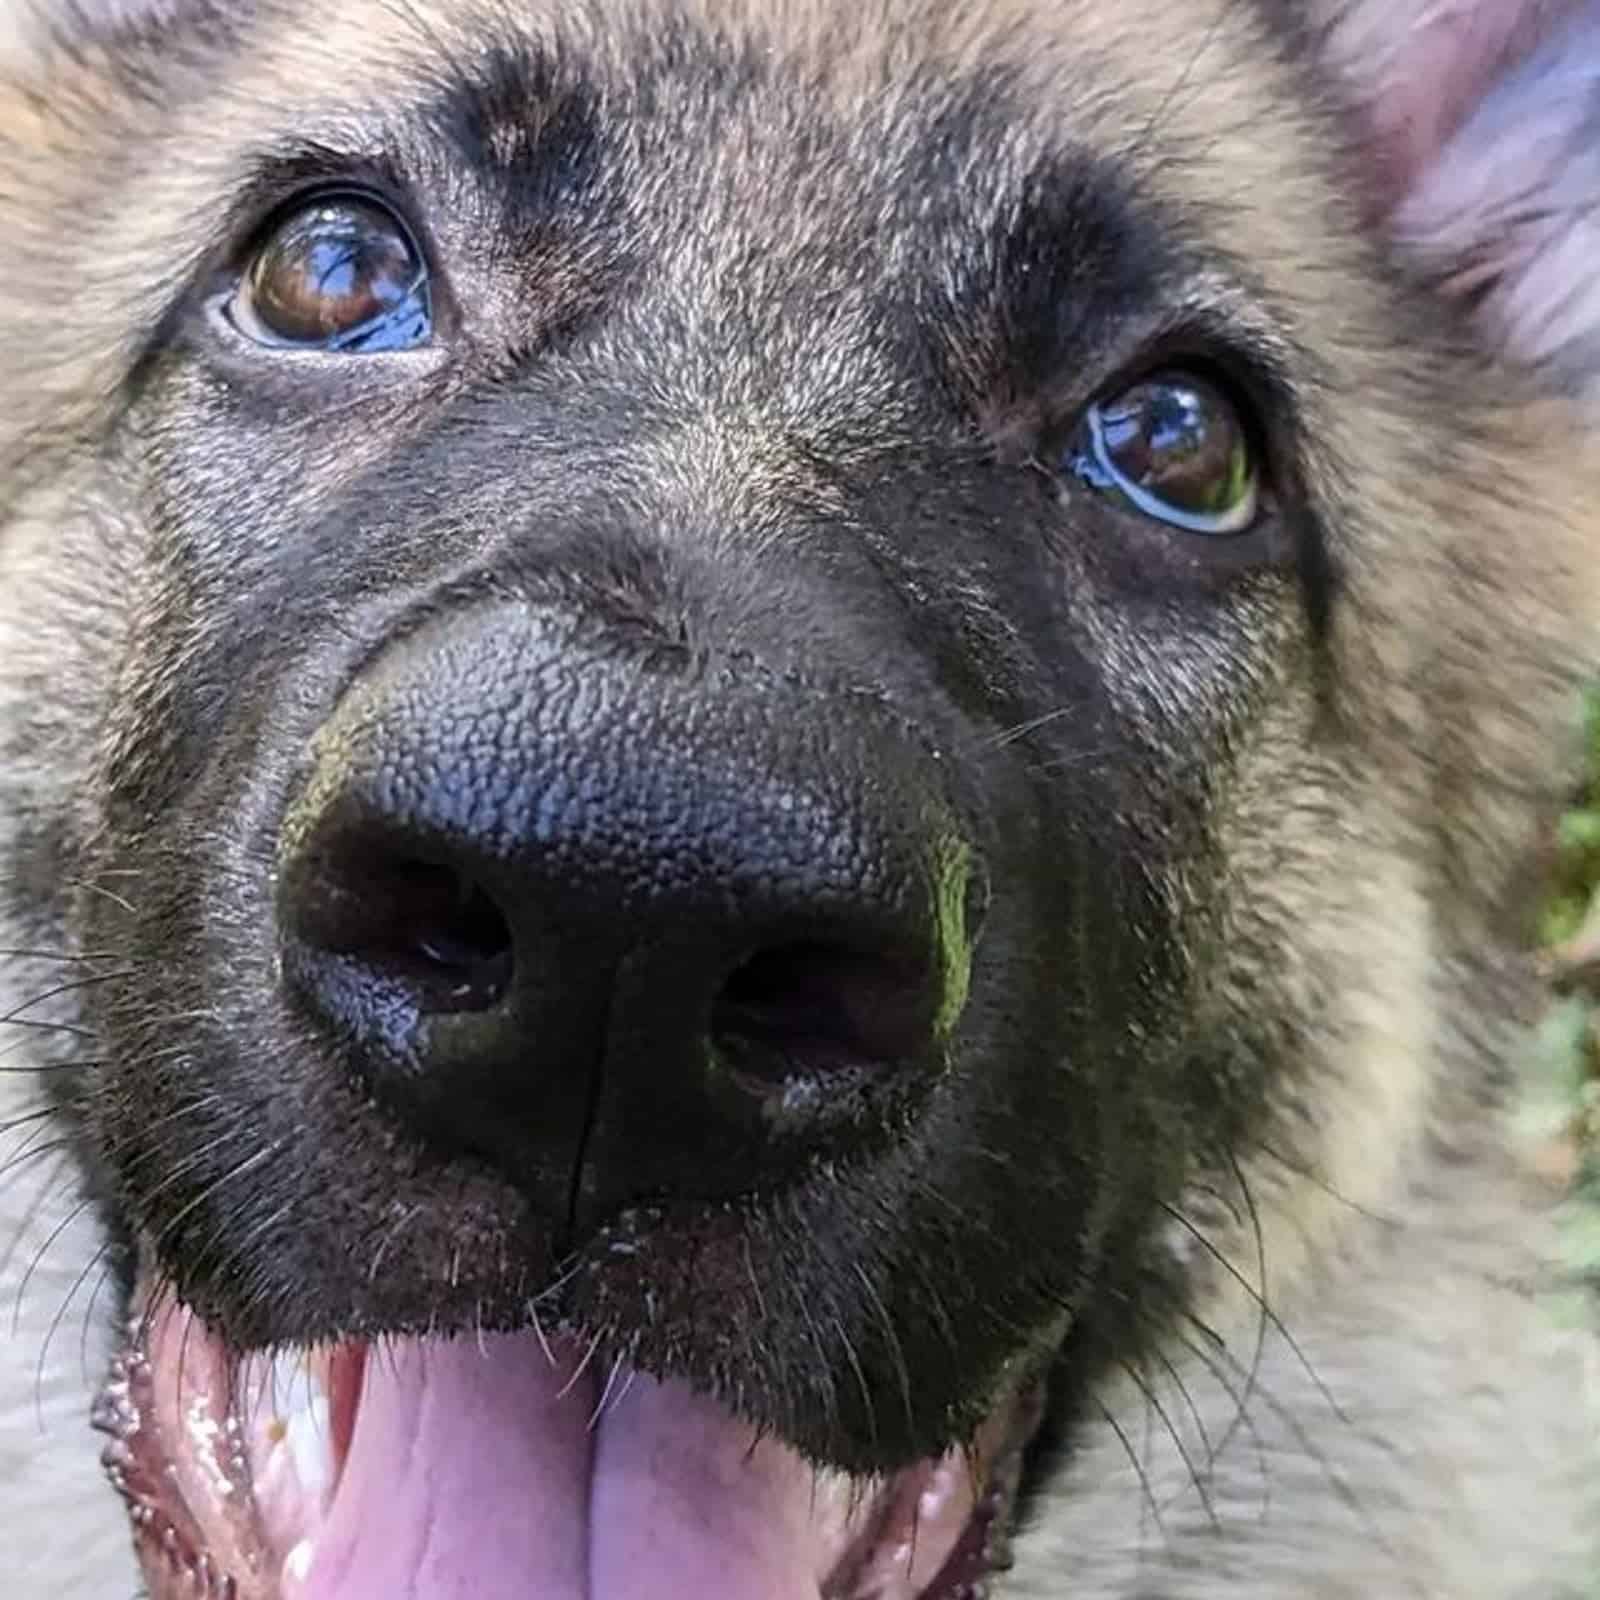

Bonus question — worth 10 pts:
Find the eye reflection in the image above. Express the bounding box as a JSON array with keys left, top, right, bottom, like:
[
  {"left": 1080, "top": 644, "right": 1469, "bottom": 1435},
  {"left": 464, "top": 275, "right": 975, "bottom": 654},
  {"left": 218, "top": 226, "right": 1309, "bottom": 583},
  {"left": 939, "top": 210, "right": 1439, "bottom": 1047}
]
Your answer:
[
  {"left": 225, "top": 194, "right": 431, "bottom": 353},
  {"left": 1068, "top": 371, "right": 1259, "bottom": 535}
]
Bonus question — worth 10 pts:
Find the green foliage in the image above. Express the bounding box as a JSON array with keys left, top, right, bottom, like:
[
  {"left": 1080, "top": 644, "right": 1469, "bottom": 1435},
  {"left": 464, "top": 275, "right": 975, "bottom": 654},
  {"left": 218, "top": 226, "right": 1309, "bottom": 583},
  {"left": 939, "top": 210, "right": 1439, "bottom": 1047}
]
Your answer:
[
  {"left": 1539, "top": 693, "right": 1600, "bottom": 946},
  {"left": 1531, "top": 688, "right": 1600, "bottom": 1297}
]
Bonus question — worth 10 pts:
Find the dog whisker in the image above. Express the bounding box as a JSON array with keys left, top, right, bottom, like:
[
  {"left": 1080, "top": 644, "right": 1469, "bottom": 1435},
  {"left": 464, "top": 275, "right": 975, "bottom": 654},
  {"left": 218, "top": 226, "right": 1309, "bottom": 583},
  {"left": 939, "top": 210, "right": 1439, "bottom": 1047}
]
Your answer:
[
  {"left": 1092, "top": 1391, "right": 1171, "bottom": 1548},
  {"left": 1115, "top": 1355, "right": 1219, "bottom": 1530}
]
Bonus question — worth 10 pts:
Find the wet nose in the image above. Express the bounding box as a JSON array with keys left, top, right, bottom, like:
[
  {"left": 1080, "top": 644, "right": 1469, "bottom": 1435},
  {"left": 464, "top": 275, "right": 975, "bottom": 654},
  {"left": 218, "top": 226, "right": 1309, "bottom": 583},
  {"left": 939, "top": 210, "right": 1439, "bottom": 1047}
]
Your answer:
[{"left": 275, "top": 604, "right": 981, "bottom": 1230}]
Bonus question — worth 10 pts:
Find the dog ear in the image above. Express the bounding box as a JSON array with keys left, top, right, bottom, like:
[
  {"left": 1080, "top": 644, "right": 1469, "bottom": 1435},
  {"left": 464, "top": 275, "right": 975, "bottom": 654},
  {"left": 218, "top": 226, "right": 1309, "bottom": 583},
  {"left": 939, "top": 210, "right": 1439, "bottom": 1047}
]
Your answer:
[{"left": 1302, "top": 0, "right": 1600, "bottom": 387}]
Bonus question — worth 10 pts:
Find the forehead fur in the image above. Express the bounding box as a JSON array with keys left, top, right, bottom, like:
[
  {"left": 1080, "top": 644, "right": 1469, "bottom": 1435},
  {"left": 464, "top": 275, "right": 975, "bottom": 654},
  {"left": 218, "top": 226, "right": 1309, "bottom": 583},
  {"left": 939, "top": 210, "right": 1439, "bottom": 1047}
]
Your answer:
[
  {"left": 0, "top": 0, "right": 1372, "bottom": 459},
  {"left": 1, "top": 0, "right": 1594, "bottom": 764},
  {"left": 0, "top": 0, "right": 1346, "bottom": 256}
]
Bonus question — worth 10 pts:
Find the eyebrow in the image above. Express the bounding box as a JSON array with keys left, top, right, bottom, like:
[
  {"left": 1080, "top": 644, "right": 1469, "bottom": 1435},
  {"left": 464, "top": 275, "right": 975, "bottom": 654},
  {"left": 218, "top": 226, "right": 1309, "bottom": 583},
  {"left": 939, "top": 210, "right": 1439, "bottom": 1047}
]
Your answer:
[{"left": 421, "top": 40, "right": 606, "bottom": 203}]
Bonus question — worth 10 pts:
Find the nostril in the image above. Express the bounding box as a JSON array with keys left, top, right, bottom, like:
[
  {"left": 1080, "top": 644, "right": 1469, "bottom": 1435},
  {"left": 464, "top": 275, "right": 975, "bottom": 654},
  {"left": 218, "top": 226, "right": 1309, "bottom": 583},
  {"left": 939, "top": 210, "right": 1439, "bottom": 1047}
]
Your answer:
[
  {"left": 287, "top": 845, "right": 514, "bottom": 1015},
  {"left": 711, "top": 941, "right": 937, "bottom": 1085}
]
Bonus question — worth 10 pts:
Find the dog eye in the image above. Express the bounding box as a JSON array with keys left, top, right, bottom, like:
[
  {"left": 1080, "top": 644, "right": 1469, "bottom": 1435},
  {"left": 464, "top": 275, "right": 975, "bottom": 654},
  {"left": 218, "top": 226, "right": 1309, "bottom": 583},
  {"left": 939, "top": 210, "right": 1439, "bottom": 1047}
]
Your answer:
[
  {"left": 1065, "top": 371, "right": 1259, "bottom": 534},
  {"left": 226, "top": 194, "right": 431, "bottom": 352}
]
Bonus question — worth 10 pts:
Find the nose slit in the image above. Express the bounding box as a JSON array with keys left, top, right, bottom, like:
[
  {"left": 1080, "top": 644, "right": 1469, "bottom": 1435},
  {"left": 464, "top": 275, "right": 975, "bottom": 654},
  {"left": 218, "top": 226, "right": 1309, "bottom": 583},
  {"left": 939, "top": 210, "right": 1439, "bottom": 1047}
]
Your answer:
[
  {"left": 295, "top": 845, "right": 514, "bottom": 1015},
  {"left": 711, "top": 941, "right": 937, "bottom": 1082}
]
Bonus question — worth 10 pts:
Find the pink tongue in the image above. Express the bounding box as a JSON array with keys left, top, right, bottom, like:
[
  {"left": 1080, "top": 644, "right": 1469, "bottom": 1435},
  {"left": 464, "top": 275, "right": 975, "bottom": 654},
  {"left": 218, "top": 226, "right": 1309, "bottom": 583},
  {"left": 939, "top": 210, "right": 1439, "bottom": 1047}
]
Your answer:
[{"left": 291, "top": 1336, "right": 841, "bottom": 1600}]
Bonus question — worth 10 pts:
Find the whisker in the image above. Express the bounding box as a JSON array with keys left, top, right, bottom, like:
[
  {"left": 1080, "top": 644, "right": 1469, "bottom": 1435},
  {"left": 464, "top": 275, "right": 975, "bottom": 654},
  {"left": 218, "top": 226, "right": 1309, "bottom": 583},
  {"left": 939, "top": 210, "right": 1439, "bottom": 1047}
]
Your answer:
[
  {"left": 0, "top": 969, "right": 135, "bottom": 1026},
  {"left": 0, "top": 1133, "right": 76, "bottom": 1193},
  {"left": 852, "top": 1259, "right": 914, "bottom": 1437},
  {"left": 1093, "top": 1392, "right": 1169, "bottom": 1545},
  {"left": 1176, "top": 1316, "right": 1396, "bottom": 1560},
  {"left": 985, "top": 704, "right": 1087, "bottom": 749},
  {"left": 1251, "top": 1140, "right": 1405, "bottom": 1229},
  {"left": 1169, "top": 1322, "right": 1271, "bottom": 1521},
  {"left": 33, "top": 1204, "right": 111, "bottom": 1420},
  {"left": 3, "top": 1151, "right": 76, "bottom": 1302},
  {"left": 0, "top": 1015, "right": 95, "bottom": 1039},
  {"left": 556, "top": 1330, "right": 603, "bottom": 1402},
  {"left": 63, "top": 879, "right": 140, "bottom": 918},
  {"left": 0, "top": 947, "right": 123, "bottom": 964},
  {"left": 79, "top": 1250, "right": 120, "bottom": 1385},
  {"left": 1116, "top": 1356, "right": 1218, "bottom": 1529},
  {"left": 0, "top": 1104, "right": 56, "bottom": 1140},
  {"left": 1158, "top": 1194, "right": 1344, "bottom": 1430},
  {"left": 1151, "top": 1341, "right": 1214, "bottom": 1469}
]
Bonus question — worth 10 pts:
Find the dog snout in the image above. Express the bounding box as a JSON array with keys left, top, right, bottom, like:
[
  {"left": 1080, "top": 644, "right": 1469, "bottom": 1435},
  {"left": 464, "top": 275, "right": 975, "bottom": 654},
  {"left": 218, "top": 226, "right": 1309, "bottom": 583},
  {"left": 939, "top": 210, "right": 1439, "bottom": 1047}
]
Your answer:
[{"left": 275, "top": 602, "right": 982, "bottom": 1228}]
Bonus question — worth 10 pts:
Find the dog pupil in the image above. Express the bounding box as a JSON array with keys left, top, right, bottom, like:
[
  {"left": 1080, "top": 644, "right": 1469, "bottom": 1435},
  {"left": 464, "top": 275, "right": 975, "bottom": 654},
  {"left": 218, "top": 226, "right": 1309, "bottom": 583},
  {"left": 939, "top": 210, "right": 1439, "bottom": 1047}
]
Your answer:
[
  {"left": 250, "top": 199, "right": 418, "bottom": 344},
  {"left": 1100, "top": 376, "right": 1248, "bottom": 516}
]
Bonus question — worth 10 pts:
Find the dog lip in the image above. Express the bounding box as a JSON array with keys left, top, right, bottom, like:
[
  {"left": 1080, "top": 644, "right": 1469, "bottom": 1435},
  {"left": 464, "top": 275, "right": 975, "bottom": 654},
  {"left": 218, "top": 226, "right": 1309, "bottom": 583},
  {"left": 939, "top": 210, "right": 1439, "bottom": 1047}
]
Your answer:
[{"left": 97, "top": 1270, "right": 1044, "bottom": 1600}]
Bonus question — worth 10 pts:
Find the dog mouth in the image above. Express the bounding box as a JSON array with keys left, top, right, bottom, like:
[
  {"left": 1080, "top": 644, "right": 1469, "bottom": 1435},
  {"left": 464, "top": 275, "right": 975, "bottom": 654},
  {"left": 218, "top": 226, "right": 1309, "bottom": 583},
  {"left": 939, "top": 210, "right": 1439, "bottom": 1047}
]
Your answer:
[{"left": 94, "top": 1277, "right": 1042, "bottom": 1600}]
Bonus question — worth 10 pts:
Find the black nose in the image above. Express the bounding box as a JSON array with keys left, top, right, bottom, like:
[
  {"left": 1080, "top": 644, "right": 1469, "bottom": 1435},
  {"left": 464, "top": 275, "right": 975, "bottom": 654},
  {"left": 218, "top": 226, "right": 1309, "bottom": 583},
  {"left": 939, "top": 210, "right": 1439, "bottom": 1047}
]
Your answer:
[{"left": 276, "top": 604, "right": 981, "bottom": 1230}]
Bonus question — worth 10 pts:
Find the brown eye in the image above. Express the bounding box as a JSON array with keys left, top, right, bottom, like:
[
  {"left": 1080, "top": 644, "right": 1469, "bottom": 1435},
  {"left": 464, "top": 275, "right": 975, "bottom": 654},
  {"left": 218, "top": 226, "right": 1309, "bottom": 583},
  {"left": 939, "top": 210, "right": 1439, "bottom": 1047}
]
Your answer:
[
  {"left": 1067, "top": 371, "right": 1259, "bottom": 534},
  {"left": 227, "top": 194, "right": 431, "bottom": 352}
]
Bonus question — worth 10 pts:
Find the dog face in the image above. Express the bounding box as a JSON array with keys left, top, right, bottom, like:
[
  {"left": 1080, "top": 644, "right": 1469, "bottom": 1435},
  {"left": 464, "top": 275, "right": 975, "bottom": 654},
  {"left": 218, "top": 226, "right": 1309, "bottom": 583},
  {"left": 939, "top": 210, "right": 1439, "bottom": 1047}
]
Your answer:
[{"left": 1, "top": 2, "right": 1597, "bottom": 1597}]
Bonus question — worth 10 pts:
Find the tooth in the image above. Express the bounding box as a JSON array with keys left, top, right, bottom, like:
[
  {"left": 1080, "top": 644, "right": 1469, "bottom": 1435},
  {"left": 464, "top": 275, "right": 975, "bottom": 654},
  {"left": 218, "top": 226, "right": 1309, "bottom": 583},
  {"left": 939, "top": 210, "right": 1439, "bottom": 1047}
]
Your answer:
[
  {"left": 284, "top": 1389, "right": 333, "bottom": 1496},
  {"left": 253, "top": 1350, "right": 333, "bottom": 1491},
  {"left": 245, "top": 1348, "right": 337, "bottom": 1555},
  {"left": 283, "top": 1539, "right": 315, "bottom": 1586}
]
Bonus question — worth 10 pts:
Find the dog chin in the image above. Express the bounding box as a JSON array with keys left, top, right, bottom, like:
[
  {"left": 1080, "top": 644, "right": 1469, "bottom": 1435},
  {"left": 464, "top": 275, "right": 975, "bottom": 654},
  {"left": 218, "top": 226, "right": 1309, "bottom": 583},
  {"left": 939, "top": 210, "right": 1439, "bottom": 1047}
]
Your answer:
[{"left": 97, "top": 1265, "right": 1043, "bottom": 1600}]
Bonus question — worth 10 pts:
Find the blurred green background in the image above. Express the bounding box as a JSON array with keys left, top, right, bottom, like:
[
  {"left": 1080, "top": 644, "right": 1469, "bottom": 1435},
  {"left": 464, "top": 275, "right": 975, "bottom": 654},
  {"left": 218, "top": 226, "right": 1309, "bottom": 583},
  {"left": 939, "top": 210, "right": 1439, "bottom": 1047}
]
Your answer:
[{"left": 1528, "top": 691, "right": 1600, "bottom": 1306}]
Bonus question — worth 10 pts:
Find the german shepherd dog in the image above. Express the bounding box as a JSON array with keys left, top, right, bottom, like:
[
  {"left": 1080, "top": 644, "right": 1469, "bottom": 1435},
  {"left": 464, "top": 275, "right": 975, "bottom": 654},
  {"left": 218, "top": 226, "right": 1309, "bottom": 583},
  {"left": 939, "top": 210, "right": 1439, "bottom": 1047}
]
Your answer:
[{"left": 2, "top": 1, "right": 1597, "bottom": 1595}]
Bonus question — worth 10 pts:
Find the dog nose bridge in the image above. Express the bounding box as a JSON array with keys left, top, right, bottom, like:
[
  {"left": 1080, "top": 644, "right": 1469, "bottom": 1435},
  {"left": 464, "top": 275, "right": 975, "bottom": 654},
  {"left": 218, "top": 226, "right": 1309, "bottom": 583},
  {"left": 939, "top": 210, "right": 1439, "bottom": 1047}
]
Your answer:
[{"left": 275, "top": 601, "right": 982, "bottom": 1225}]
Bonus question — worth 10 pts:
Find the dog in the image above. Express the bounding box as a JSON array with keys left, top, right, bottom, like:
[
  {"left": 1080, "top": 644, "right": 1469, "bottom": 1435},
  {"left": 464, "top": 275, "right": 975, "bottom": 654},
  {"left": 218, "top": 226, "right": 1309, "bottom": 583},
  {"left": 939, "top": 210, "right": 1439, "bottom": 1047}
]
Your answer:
[{"left": 2, "top": 0, "right": 1598, "bottom": 1595}]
